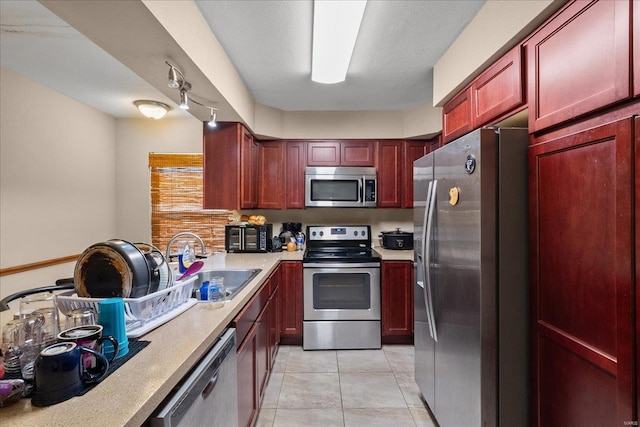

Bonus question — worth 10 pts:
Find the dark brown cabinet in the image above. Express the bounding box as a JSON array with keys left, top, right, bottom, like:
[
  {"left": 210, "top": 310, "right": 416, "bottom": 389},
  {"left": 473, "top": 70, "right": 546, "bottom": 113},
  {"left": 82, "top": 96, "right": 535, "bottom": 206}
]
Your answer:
[
  {"left": 525, "top": 0, "right": 631, "bottom": 133},
  {"left": 257, "top": 141, "right": 285, "bottom": 209},
  {"left": 236, "top": 327, "right": 257, "bottom": 427},
  {"left": 376, "top": 140, "right": 403, "bottom": 208},
  {"left": 233, "top": 269, "right": 280, "bottom": 427},
  {"left": 442, "top": 87, "right": 473, "bottom": 144},
  {"left": 529, "top": 116, "right": 636, "bottom": 427},
  {"left": 279, "top": 261, "right": 303, "bottom": 345},
  {"left": 442, "top": 45, "right": 524, "bottom": 144},
  {"left": 402, "top": 138, "right": 439, "bottom": 208},
  {"left": 306, "top": 140, "right": 375, "bottom": 166},
  {"left": 471, "top": 45, "right": 524, "bottom": 126},
  {"left": 285, "top": 141, "right": 306, "bottom": 209},
  {"left": 381, "top": 261, "right": 414, "bottom": 344},
  {"left": 204, "top": 123, "right": 257, "bottom": 210},
  {"left": 634, "top": 0, "right": 640, "bottom": 97}
]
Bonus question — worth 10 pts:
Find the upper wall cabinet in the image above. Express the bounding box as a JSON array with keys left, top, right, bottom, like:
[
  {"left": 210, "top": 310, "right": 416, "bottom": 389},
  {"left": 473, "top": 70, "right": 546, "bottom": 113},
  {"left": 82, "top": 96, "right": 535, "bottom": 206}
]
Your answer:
[
  {"left": 634, "top": 0, "right": 639, "bottom": 97},
  {"left": 525, "top": 0, "right": 631, "bottom": 133},
  {"left": 376, "top": 140, "right": 403, "bottom": 208},
  {"left": 442, "top": 45, "right": 524, "bottom": 143},
  {"left": 285, "top": 141, "right": 306, "bottom": 209},
  {"left": 442, "top": 87, "right": 473, "bottom": 143},
  {"left": 306, "top": 140, "right": 375, "bottom": 166},
  {"left": 204, "top": 123, "right": 257, "bottom": 210},
  {"left": 257, "top": 141, "right": 285, "bottom": 209},
  {"left": 472, "top": 45, "right": 524, "bottom": 126}
]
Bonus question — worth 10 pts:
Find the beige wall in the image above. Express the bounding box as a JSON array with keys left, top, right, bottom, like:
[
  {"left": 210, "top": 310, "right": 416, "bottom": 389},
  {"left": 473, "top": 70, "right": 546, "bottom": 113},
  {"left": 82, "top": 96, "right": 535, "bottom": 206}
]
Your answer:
[
  {"left": 433, "top": 0, "right": 562, "bottom": 106},
  {"left": 0, "top": 68, "right": 116, "bottom": 300},
  {"left": 114, "top": 117, "right": 203, "bottom": 244}
]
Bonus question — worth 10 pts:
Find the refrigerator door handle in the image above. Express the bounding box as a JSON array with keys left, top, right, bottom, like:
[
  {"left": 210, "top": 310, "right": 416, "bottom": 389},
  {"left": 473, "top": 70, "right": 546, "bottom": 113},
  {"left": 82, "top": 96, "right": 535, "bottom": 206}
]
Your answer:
[
  {"left": 425, "top": 179, "right": 438, "bottom": 342},
  {"left": 420, "top": 182, "right": 435, "bottom": 339}
]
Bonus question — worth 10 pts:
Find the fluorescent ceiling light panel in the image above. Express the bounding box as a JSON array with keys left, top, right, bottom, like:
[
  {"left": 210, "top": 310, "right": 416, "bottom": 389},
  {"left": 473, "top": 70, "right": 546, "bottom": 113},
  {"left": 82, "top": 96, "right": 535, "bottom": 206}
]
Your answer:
[{"left": 312, "top": 0, "right": 367, "bottom": 84}]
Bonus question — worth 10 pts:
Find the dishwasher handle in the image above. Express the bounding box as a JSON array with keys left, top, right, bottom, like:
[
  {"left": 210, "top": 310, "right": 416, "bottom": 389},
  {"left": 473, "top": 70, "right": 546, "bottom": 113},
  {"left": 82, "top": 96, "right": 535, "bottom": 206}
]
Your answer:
[{"left": 201, "top": 374, "right": 219, "bottom": 400}]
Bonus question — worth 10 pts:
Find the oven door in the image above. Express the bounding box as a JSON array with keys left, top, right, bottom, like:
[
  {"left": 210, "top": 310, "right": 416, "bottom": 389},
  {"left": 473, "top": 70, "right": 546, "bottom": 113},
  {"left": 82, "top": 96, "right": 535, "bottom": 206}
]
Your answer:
[{"left": 303, "top": 265, "right": 380, "bottom": 321}]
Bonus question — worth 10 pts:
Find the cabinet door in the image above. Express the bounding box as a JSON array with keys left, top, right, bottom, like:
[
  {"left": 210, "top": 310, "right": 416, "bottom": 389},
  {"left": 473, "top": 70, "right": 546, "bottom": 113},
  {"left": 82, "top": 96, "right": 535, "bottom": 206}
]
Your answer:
[
  {"left": 257, "top": 141, "right": 285, "bottom": 209},
  {"left": 472, "top": 45, "right": 524, "bottom": 127},
  {"left": 285, "top": 141, "right": 306, "bottom": 209},
  {"left": 376, "top": 140, "right": 402, "bottom": 208},
  {"left": 403, "top": 140, "right": 430, "bottom": 208},
  {"left": 634, "top": 0, "right": 639, "bottom": 97},
  {"left": 341, "top": 140, "right": 375, "bottom": 166},
  {"left": 381, "top": 261, "right": 414, "bottom": 342},
  {"left": 203, "top": 123, "right": 242, "bottom": 210},
  {"left": 636, "top": 116, "right": 640, "bottom": 417},
  {"left": 307, "top": 141, "right": 340, "bottom": 166},
  {"left": 442, "top": 87, "right": 473, "bottom": 143},
  {"left": 279, "top": 261, "right": 303, "bottom": 343},
  {"left": 237, "top": 329, "right": 257, "bottom": 427},
  {"left": 256, "top": 301, "right": 270, "bottom": 401},
  {"left": 241, "top": 129, "right": 258, "bottom": 209},
  {"left": 529, "top": 118, "right": 634, "bottom": 427},
  {"left": 525, "top": 0, "right": 630, "bottom": 132}
]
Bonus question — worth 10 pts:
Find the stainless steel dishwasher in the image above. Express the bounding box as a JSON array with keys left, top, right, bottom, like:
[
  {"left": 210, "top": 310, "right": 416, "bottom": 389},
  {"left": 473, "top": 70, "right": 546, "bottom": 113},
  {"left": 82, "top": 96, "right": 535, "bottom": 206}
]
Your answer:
[{"left": 150, "top": 328, "right": 238, "bottom": 426}]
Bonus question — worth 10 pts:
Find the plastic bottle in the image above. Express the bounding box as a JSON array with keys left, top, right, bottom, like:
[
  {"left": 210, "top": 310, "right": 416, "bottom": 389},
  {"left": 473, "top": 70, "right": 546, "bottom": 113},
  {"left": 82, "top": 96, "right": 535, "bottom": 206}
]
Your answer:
[
  {"left": 296, "top": 232, "right": 304, "bottom": 251},
  {"left": 207, "top": 277, "right": 225, "bottom": 309},
  {"left": 178, "top": 241, "right": 195, "bottom": 273}
]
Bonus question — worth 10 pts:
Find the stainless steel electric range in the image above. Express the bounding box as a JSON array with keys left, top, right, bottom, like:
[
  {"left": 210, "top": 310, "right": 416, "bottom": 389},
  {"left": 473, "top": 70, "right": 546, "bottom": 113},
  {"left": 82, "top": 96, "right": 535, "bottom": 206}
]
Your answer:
[{"left": 302, "top": 225, "right": 382, "bottom": 350}]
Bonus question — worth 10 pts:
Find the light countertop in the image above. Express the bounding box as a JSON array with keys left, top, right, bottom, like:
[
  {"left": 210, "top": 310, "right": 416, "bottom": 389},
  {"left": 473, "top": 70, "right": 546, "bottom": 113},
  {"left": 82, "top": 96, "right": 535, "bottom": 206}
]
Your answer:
[{"left": 1, "top": 248, "right": 409, "bottom": 425}]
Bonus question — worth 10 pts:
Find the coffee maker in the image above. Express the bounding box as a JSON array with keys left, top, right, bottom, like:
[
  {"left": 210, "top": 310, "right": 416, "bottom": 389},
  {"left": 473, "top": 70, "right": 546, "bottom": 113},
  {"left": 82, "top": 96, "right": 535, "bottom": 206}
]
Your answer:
[{"left": 279, "top": 222, "right": 304, "bottom": 244}]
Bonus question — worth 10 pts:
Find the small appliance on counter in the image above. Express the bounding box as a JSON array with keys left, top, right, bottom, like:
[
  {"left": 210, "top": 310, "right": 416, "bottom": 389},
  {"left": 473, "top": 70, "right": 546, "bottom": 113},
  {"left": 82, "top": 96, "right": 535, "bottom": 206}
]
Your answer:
[
  {"left": 278, "top": 222, "right": 304, "bottom": 245},
  {"left": 379, "top": 228, "right": 414, "bottom": 250},
  {"left": 224, "top": 224, "right": 272, "bottom": 253}
]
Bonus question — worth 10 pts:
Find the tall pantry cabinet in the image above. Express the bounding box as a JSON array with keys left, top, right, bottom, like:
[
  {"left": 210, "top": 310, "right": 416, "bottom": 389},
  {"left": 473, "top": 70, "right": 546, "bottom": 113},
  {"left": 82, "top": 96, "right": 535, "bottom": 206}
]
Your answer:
[{"left": 525, "top": 1, "right": 638, "bottom": 426}]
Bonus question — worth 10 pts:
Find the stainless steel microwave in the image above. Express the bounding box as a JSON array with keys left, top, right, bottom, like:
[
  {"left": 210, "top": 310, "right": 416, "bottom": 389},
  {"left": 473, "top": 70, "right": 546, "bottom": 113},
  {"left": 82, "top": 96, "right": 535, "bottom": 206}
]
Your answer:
[
  {"left": 305, "top": 167, "right": 377, "bottom": 208},
  {"left": 225, "top": 224, "right": 272, "bottom": 253}
]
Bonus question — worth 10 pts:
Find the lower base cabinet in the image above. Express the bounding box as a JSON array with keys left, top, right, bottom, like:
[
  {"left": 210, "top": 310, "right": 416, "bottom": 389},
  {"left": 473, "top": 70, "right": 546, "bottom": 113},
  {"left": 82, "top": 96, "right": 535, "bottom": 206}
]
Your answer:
[
  {"left": 381, "top": 261, "right": 414, "bottom": 344},
  {"left": 279, "top": 261, "right": 303, "bottom": 345},
  {"left": 530, "top": 114, "right": 636, "bottom": 426},
  {"left": 236, "top": 329, "right": 257, "bottom": 427},
  {"left": 234, "top": 267, "right": 281, "bottom": 427}
]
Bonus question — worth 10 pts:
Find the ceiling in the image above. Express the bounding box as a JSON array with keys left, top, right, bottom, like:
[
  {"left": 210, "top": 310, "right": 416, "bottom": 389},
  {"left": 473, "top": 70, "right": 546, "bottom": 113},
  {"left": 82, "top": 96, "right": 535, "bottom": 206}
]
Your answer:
[{"left": 0, "top": 0, "right": 485, "bottom": 119}]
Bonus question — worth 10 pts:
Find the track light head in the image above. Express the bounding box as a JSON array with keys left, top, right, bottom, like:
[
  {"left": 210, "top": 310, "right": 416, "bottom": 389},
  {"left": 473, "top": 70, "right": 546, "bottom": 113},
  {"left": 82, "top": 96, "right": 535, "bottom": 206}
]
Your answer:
[
  {"left": 168, "top": 66, "right": 180, "bottom": 89},
  {"left": 179, "top": 90, "right": 189, "bottom": 110},
  {"left": 207, "top": 110, "right": 217, "bottom": 127}
]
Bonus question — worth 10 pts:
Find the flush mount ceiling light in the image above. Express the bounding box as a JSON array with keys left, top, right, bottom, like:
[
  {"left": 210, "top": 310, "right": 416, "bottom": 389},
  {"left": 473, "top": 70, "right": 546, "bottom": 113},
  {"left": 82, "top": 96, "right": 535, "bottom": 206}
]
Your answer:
[
  {"left": 312, "top": 0, "right": 367, "bottom": 84},
  {"left": 165, "top": 61, "right": 218, "bottom": 123},
  {"left": 133, "top": 100, "right": 171, "bottom": 119}
]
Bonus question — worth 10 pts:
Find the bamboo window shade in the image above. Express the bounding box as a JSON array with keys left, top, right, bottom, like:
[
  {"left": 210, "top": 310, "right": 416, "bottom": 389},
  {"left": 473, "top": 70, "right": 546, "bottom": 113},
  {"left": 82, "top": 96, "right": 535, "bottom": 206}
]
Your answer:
[{"left": 149, "top": 153, "right": 231, "bottom": 256}]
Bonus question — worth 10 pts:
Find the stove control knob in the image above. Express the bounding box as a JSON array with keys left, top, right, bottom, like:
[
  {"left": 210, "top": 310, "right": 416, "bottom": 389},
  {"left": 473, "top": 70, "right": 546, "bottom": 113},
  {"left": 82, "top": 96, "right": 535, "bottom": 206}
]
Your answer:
[
  {"left": 319, "top": 231, "right": 324, "bottom": 237},
  {"left": 353, "top": 231, "right": 358, "bottom": 236},
  {"left": 361, "top": 231, "right": 365, "bottom": 236},
  {"left": 311, "top": 231, "right": 316, "bottom": 237}
]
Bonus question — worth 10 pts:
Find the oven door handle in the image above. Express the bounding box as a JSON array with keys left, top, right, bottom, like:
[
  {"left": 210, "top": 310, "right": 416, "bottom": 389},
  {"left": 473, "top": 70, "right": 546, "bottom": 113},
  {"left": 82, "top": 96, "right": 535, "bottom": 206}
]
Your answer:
[{"left": 302, "top": 262, "right": 381, "bottom": 268}]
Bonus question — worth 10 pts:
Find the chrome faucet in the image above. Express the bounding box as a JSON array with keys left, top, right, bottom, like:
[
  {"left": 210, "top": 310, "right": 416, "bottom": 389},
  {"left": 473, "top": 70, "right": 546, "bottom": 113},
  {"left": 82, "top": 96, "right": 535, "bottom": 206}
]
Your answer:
[{"left": 166, "top": 232, "right": 207, "bottom": 261}]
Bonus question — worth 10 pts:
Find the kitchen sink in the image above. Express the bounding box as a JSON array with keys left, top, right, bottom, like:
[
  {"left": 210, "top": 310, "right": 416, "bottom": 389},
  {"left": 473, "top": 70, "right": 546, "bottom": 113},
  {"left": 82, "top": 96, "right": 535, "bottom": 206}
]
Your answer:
[{"left": 193, "top": 268, "right": 262, "bottom": 300}]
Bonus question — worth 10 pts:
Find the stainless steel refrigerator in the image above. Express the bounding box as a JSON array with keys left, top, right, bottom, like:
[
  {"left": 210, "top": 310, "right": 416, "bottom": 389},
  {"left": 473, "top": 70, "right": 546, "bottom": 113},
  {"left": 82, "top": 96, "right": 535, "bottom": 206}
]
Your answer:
[{"left": 413, "top": 128, "right": 529, "bottom": 427}]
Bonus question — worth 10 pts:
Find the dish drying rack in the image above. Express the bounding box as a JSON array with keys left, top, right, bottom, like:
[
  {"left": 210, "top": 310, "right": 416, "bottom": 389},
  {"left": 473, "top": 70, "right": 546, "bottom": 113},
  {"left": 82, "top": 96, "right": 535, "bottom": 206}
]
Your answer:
[{"left": 55, "top": 276, "right": 197, "bottom": 338}]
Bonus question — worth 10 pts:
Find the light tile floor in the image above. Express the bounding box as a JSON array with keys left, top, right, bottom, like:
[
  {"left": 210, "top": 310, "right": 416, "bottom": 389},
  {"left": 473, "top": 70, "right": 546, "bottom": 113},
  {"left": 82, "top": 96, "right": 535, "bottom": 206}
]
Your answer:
[{"left": 255, "top": 345, "right": 437, "bottom": 427}]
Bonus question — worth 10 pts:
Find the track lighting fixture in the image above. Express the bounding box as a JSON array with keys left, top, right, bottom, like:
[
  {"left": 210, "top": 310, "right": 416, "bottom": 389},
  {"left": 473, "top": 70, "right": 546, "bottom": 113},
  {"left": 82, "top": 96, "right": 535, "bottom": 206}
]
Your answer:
[
  {"left": 207, "top": 109, "right": 217, "bottom": 128},
  {"left": 179, "top": 90, "right": 189, "bottom": 110},
  {"left": 165, "top": 61, "right": 218, "bottom": 124},
  {"left": 167, "top": 66, "right": 181, "bottom": 89}
]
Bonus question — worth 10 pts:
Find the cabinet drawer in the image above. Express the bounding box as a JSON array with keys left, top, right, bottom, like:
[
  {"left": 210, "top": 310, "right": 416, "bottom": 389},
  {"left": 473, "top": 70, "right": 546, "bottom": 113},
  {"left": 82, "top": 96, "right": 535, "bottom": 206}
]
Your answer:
[{"left": 233, "top": 280, "right": 270, "bottom": 346}]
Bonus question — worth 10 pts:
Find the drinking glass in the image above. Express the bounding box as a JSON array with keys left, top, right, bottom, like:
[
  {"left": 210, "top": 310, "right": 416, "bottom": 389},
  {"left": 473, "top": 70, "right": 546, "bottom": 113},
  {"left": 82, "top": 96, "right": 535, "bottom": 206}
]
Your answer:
[{"left": 64, "top": 307, "right": 97, "bottom": 329}]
